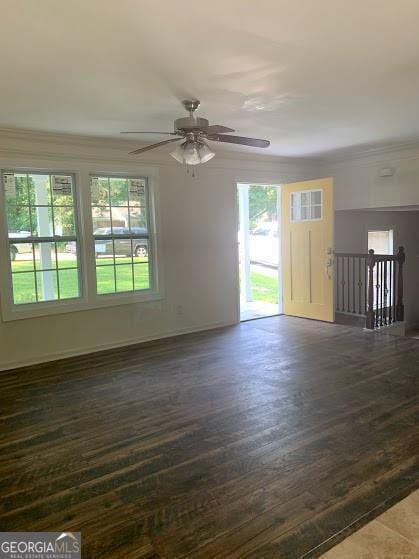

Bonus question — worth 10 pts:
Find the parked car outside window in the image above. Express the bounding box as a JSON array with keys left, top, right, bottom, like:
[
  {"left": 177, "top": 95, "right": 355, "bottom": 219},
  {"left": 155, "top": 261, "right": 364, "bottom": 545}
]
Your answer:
[
  {"left": 65, "top": 227, "right": 148, "bottom": 258},
  {"left": 9, "top": 231, "right": 31, "bottom": 260},
  {"left": 250, "top": 222, "right": 279, "bottom": 266}
]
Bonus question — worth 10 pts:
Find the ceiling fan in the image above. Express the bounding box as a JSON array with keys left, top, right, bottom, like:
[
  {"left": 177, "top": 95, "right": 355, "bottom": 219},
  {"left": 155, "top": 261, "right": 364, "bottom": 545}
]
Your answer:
[{"left": 121, "top": 100, "right": 270, "bottom": 166}]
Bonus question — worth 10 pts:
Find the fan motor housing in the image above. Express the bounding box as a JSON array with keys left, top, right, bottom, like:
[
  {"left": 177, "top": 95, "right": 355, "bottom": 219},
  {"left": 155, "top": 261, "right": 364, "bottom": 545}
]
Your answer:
[{"left": 175, "top": 116, "right": 209, "bottom": 132}]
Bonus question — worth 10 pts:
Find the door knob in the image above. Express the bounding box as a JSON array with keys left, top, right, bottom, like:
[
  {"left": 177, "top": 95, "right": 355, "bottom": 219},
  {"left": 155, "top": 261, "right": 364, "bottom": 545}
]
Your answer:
[{"left": 326, "top": 252, "right": 334, "bottom": 279}]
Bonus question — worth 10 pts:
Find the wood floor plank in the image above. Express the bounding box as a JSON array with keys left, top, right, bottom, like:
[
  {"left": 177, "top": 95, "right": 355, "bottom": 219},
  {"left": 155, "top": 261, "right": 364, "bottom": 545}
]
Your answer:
[{"left": 0, "top": 316, "right": 418, "bottom": 558}]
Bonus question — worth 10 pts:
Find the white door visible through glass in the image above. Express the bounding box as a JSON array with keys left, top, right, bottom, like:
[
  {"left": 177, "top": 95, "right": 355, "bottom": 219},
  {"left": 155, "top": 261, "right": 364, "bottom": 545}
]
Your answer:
[{"left": 368, "top": 230, "right": 393, "bottom": 307}]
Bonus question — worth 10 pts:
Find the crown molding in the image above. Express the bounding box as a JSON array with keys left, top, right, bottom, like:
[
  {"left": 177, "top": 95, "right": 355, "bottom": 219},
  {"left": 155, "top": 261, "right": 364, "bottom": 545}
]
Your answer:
[
  {"left": 2, "top": 126, "right": 419, "bottom": 168},
  {"left": 318, "top": 138, "right": 419, "bottom": 165},
  {"left": 0, "top": 127, "right": 318, "bottom": 170}
]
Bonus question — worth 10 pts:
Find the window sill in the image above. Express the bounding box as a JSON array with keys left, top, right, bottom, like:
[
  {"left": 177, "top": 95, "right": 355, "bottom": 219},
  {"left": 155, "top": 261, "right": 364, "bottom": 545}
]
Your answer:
[{"left": 0, "top": 289, "right": 163, "bottom": 322}]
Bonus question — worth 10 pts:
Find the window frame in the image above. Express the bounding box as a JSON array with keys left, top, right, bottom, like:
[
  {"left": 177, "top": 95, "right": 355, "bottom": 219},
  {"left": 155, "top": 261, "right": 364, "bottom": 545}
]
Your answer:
[
  {"left": 367, "top": 229, "right": 394, "bottom": 255},
  {"left": 0, "top": 168, "right": 87, "bottom": 320},
  {"left": 290, "top": 189, "right": 323, "bottom": 222},
  {"left": 0, "top": 167, "right": 162, "bottom": 322},
  {"left": 368, "top": 229, "right": 394, "bottom": 308},
  {"left": 89, "top": 173, "right": 156, "bottom": 298}
]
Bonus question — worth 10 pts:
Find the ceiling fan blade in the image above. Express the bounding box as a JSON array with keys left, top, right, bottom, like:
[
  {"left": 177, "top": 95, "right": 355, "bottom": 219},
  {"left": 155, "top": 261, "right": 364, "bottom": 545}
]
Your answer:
[
  {"left": 204, "top": 125, "right": 235, "bottom": 134},
  {"left": 129, "top": 138, "right": 182, "bottom": 155},
  {"left": 121, "top": 131, "right": 178, "bottom": 135},
  {"left": 207, "top": 134, "right": 270, "bottom": 148}
]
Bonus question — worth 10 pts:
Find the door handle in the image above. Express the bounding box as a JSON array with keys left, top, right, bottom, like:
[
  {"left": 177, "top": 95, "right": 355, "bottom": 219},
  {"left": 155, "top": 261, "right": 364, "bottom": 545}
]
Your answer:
[
  {"left": 326, "top": 248, "right": 334, "bottom": 279},
  {"left": 326, "top": 258, "right": 333, "bottom": 279}
]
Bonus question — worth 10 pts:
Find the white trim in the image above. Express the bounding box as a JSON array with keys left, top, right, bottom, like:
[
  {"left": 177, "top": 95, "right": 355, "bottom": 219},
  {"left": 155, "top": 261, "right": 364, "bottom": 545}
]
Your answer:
[
  {"left": 0, "top": 127, "right": 317, "bottom": 167},
  {"left": 0, "top": 319, "right": 236, "bottom": 372},
  {"left": 87, "top": 172, "right": 158, "bottom": 301},
  {"left": 277, "top": 186, "right": 283, "bottom": 315},
  {"left": 236, "top": 181, "right": 282, "bottom": 321},
  {"left": 290, "top": 188, "right": 323, "bottom": 222},
  {"left": 0, "top": 169, "right": 88, "bottom": 320},
  {"left": 238, "top": 184, "right": 252, "bottom": 302},
  {"left": 1, "top": 291, "right": 164, "bottom": 322},
  {"left": 319, "top": 140, "right": 419, "bottom": 164},
  {"left": 0, "top": 166, "right": 163, "bottom": 321},
  {"left": 367, "top": 228, "right": 394, "bottom": 255},
  {"left": 232, "top": 180, "right": 241, "bottom": 325}
]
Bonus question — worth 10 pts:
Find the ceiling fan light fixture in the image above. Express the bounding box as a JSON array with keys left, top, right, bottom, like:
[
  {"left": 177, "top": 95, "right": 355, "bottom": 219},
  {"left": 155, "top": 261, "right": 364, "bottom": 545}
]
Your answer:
[
  {"left": 183, "top": 140, "right": 201, "bottom": 165},
  {"left": 129, "top": 99, "right": 269, "bottom": 161},
  {"left": 170, "top": 143, "right": 186, "bottom": 164},
  {"left": 170, "top": 139, "right": 215, "bottom": 166},
  {"left": 198, "top": 141, "right": 215, "bottom": 163}
]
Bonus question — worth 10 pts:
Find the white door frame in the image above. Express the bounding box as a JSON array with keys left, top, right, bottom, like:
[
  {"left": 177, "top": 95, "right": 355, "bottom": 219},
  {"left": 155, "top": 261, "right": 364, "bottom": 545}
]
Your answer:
[{"left": 236, "top": 182, "right": 283, "bottom": 320}]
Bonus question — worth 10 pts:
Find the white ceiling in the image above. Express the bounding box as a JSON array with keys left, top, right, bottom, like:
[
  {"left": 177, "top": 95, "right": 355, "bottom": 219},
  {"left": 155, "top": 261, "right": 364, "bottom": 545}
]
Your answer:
[{"left": 1, "top": 0, "right": 419, "bottom": 157}]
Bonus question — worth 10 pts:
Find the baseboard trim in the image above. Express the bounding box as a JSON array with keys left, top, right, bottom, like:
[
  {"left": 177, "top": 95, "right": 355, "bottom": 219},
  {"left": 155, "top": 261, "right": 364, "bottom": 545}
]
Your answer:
[{"left": 0, "top": 319, "right": 237, "bottom": 372}]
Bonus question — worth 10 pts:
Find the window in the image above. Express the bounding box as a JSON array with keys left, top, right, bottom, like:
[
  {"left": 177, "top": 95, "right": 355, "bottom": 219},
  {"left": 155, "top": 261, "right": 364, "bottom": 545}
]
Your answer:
[
  {"left": 368, "top": 230, "right": 393, "bottom": 255},
  {"left": 90, "top": 176, "right": 152, "bottom": 295},
  {"left": 368, "top": 230, "right": 394, "bottom": 307},
  {"left": 3, "top": 171, "right": 80, "bottom": 305},
  {"left": 0, "top": 168, "right": 159, "bottom": 320},
  {"left": 291, "top": 190, "right": 322, "bottom": 221}
]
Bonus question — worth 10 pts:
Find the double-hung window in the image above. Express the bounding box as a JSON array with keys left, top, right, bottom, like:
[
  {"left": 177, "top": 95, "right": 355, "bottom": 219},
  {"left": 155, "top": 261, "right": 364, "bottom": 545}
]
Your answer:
[
  {"left": 3, "top": 171, "right": 80, "bottom": 306},
  {"left": 90, "top": 175, "right": 153, "bottom": 295},
  {"left": 0, "top": 170, "right": 158, "bottom": 320}
]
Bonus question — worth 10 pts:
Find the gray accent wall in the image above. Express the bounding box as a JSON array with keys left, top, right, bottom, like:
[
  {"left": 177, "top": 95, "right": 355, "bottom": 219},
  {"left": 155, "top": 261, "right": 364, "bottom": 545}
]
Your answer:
[{"left": 335, "top": 209, "right": 419, "bottom": 328}]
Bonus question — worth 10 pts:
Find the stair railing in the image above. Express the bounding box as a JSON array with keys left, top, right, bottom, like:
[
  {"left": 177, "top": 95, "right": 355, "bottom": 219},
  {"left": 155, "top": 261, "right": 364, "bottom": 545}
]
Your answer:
[{"left": 335, "top": 247, "right": 405, "bottom": 330}]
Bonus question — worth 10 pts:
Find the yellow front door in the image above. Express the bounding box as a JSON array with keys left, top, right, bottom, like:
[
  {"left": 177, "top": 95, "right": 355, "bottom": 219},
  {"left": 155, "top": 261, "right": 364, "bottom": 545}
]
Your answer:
[{"left": 282, "top": 178, "right": 334, "bottom": 322}]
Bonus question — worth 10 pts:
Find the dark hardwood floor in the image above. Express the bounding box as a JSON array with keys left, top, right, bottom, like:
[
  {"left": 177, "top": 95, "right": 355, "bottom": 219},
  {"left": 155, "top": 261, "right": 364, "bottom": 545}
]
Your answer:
[{"left": 0, "top": 316, "right": 418, "bottom": 558}]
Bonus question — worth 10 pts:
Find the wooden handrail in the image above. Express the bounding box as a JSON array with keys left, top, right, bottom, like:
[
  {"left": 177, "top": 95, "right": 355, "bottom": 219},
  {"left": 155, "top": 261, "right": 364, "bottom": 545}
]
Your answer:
[
  {"left": 334, "top": 252, "right": 368, "bottom": 258},
  {"left": 335, "top": 252, "right": 397, "bottom": 261}
]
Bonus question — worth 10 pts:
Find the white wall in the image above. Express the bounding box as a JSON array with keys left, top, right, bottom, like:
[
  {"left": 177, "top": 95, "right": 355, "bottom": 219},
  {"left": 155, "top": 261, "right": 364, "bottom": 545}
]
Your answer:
[
  {"left": 5, "top": 133, "right": 418, "bottom": 369},
  {"left": 321, "top": 143, "right": 419, "bottom": 211},
  {"left": 0, "top": 130, "right": 319, "bottom": 370}
]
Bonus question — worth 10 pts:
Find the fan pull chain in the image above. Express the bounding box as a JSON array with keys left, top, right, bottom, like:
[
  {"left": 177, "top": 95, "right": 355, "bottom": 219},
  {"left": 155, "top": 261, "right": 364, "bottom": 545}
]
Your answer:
[{"left": 185, "top": 165, "right": 196, "bottom": 178}]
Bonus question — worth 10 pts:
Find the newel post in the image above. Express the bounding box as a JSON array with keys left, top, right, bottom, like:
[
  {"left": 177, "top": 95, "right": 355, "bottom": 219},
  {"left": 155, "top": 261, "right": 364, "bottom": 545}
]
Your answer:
[
  {"left": 366, "top": 249, "right": 376, "bottom": 329},
  {"left": 396, "top": 246, "right": 405, "bottom": 322}
]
